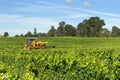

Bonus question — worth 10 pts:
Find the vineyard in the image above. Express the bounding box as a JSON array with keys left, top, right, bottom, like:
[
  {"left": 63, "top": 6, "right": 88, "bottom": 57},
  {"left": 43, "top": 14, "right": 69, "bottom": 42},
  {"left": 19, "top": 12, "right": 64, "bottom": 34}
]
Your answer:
[{"left": 0, "top": 37, "right": 120, "bottom": 80}]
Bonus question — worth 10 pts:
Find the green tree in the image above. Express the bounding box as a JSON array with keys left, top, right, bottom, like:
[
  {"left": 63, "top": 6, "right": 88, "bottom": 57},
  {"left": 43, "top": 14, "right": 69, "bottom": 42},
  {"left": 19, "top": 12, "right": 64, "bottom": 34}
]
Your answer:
[
  {"left": 37, "top": 32, "right": 47, "bottom": 37},
  {"left": 111, "top": 26, "right": 120, "bottom": 37},
  {"left": 64, "top": 24, "right": 76, "bottom": 36},
  {"left": 56, "top": 21, "right": 65, "bottom": 36},
  {"left": 47, "top": 26, "right": 56, "bottom": 37},
  {"left": 101, "top": 28, "right": 111, "bottom": 37},
  {"left": 20, "top": 34, "right": 24, "bottom": 37},
  {"left": 3, "top": 32, "right": 9, "bottom": 37},
  {"left": 88, "top": 17, "right": 105, "bottom": 37},
  {"left": 33, "top": 27, "right": 37, "bottom": 37},
  {"left": 76, "top": 16, "right": 105, "bottom": 37},
  {"left": 14, "top": 34, "right": 19, "bottom": 37},
  {"left": 76, "top": 20, "right": 90, "bottom": 37},
  {"left": 59, "top": 21, "right": 65, "bottom": 26},
  {"left": 25, "top": 31, "right": 33, "bottom": 37}
]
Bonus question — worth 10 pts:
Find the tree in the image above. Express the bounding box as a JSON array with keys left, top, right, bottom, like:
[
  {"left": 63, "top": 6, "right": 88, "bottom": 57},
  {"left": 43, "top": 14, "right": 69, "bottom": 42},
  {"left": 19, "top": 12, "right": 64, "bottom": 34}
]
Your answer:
[
  {"left": 4, "top": 32, "right": 9, "bottom": 37},
  {"left": 47, "top": 26, "right": 56, "bottom": 37},
  {"left": 111, "top": 26, "right": 120, "bottom": 37},
  {"left": 64, "top": 24, "right": 76, "bottom": 36},
  {"left": 14, "top": 34, "right": 19, "bottom": 37},
  {"left": 76, "top": 20, "right": 90, "bottom": 37},
  {"left": 37, "top": 32, "right": 47, "bottom": 37},
  {"left": 20, "top": 34, "right": 24, "bottom": 37},
  {"left": 33, "top": 27, "right": 37, "bottom": 37},
  {"left": 88, "top": 17, "right": 105, "bottom": 37},
  {"left": 59, "top": 21, "right": 65, "bottom": 27},
  {"left": 101, "top": 28, "right": 111, "bottom": 37},
  {"left": 56, "top": 21, "right": 65, "bottom": 36},
  {"left": 25, "top": 31, "right": 33, "bottom": 37},
  {"left": 76, "top": 16, "right": 105, "bottom": 37}
]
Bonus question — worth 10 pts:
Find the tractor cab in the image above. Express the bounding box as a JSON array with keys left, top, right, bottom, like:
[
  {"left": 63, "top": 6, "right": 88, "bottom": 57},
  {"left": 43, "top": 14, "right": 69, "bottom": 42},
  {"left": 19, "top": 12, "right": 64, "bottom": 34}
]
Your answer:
[{"left": 25, "top": 37, "right": 37, "bottom": 46}]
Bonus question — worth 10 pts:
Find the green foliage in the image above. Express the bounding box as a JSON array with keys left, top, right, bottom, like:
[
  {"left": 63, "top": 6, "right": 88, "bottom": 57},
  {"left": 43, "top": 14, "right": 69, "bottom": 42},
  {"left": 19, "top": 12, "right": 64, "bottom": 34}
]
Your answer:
[
  {"left": 76, "top": 16, "right": 105, "bottom": 37},
  {"left": 56, "top": 21, "right": 66, "bottom": 36},
  {"left": 101, "top": 28, "right": 111, "bottom": 37},
  {"left": 3, "top": 32, "right": 9, "bottom": 37},
  {"left": 0, "top": 37, "right": 120, "bottom": 79},
  {"left": 25, "top": 31, "right": 33, "bottom": 37},
  {"left": 33, "top": 27, "right": 37, "bottom": 37},
  {"left": 111, "top": 26, "right": 120, "bottom": 37},
  {"left": 47, "top": 26, "right": 56, "bottom": 37},
  {"left": 64, "top": 24, "right": 76, "bottom": 36}
]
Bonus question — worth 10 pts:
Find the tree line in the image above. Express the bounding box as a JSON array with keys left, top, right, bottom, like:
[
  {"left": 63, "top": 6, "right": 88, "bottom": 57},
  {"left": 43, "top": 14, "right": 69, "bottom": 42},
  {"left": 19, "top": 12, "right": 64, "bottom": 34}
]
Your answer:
[{"left": 2, "top": 16, "right": 120, "bottom": 37}]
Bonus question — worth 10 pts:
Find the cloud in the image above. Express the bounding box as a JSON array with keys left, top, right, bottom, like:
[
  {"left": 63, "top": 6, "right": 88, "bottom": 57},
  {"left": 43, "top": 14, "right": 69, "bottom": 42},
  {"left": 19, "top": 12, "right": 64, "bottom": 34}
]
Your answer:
[
  {"left": 104, "top": 18, "right": 120, "bottom": 30},
  {"left": 0, "top": 29, "right": 24, "bottom": 36},
  {"left": 65, "top": 0, "right": 73, "bottom": 3},
  {"left": 94, "top": 0, "right": 101, "bottom": 1},
  {"left": 83, "top": 2, "right": 91, "bottom": 7},
  {"left": 14, "top": 1, "right": 70, "bottom": 14},
  {"left": 0, "top": 13, "right": 58, "bottom": 36},
  {"left": 73, "top": 8, "right": 120, "bottom": 18},
  {"left": 14, "top": 1, "right": 120, "bottom": 18},
  {"left": 67, "top": 14, "right": 91, "bottom": 19}
]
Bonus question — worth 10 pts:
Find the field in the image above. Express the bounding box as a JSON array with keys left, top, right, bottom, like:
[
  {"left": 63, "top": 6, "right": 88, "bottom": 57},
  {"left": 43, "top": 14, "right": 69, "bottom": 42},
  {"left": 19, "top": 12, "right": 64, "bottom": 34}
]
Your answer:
[{"left": 0, "top": 37, "right": 120, "bottom": 80}]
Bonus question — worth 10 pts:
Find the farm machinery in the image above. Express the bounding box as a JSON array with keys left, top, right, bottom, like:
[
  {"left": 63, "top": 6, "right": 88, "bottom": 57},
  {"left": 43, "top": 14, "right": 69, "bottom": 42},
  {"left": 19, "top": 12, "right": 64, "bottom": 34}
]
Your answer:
[{"left": 24, "top": 37, "right": 55, "bottom": 50}]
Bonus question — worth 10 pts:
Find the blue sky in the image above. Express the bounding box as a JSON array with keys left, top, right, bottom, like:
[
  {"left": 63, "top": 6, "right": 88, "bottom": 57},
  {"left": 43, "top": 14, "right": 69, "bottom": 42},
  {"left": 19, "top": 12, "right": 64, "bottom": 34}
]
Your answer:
[{"left": 0, "top": 0, "right": 120, "bottom": 36}]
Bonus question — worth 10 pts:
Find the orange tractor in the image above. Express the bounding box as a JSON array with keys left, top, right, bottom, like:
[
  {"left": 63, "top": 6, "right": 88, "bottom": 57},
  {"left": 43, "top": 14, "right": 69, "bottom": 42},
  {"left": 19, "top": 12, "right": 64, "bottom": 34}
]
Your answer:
[{"left": 24, "top": 37, "right": 55, "bottom": 50}]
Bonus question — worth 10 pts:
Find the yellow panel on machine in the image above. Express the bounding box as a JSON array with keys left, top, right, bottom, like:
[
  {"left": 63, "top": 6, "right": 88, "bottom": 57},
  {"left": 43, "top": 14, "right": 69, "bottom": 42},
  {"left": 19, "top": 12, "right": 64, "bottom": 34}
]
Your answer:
[{"left": 24, "top": 37, "right": 55, "bottom": 50}]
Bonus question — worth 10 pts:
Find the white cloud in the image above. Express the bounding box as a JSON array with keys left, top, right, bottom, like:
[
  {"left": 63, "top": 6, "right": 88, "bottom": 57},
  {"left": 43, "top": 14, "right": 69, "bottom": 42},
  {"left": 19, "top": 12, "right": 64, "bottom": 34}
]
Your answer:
[
  {"left": 94, "top": 0, "right": 101, "bottom": 1},
  {"left": 14, "top": 1, "right": 70, "bottom": 14},
  {"left": 0, "top": 29, "right": 24, "bottom": 36},
  {"left": 74, "top": 8, "right": 120, "bottom": 18},
  {"left": 0, "top": 13, "right": 58, "bottom": 26},
  {"left": 0, "top": 13, "right": 58, "bottom": 36},
  {"left": 15, "top": 1, "right": 120, "bottom": 18},
  {"left": 104, "top": 18, "right": 120, "bottom": 30},
  {"left": 67, "top": 14, "right": 91, "bottom": 18},
  {"left": 37, "top": 1, "right": 120, "bottom": 18},
  {"left": 83, "top": 2, "right": 91, "bottom": 7},
  {"left": 65, "top": 0, "right": 73, "bottom": 3}
]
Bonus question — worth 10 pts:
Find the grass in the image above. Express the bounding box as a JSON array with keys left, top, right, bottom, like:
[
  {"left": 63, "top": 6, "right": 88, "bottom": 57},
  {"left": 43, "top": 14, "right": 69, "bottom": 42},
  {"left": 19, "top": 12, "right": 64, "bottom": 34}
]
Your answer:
[{"left": 1, "top": 37, "right": 120, "bottom": 49}]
